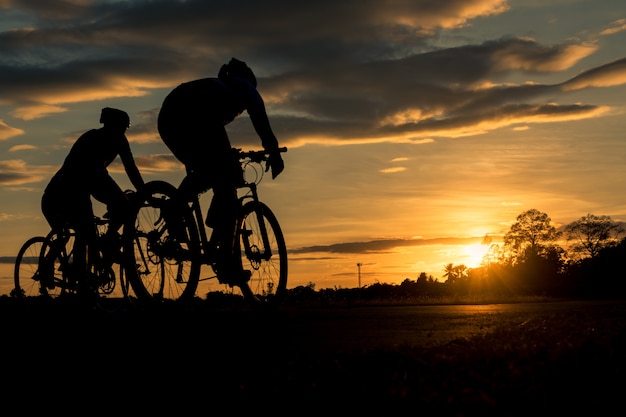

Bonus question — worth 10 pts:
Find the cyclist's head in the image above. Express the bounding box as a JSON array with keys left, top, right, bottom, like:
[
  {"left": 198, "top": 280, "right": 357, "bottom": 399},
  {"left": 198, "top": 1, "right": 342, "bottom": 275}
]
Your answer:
[
  {"left": 100, "top": 107, "right": 130, "bottom": 130},
  {"left": 218, "top": 57, "right": 257, "bottom": 87}
]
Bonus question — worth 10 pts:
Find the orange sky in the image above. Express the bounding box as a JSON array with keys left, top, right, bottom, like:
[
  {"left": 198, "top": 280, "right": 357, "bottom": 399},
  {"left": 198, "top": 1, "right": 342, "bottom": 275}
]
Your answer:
[{"left": 1, "top": 1, "right": 626, "bottom": 293}]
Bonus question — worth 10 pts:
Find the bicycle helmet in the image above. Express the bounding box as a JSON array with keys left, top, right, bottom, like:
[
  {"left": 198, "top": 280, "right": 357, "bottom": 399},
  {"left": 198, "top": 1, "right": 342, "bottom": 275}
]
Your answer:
[
  {"left": 100, "top": 107, "right": 130, "bottom": 129},
  {"left": 218, "top": 57, "right": 257, "bottom": 87}
]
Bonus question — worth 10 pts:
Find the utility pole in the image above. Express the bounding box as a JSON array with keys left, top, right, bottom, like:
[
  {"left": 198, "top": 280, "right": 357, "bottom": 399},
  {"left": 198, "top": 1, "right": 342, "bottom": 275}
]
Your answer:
[{"left": 356, "top": 262, "right": 362, "bottom": 288}]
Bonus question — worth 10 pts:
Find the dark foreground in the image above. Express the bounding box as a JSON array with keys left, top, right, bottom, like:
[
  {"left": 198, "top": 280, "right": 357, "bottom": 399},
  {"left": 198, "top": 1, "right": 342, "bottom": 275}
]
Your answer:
[{"left": 2, "top": 296, "right": 625, "bottom": 415}]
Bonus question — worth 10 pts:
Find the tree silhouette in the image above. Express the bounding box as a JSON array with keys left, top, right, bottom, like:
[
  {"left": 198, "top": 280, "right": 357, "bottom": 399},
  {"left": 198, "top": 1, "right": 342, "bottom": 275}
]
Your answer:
[
  {"left": 443, "top": 263, "right": 468, "bottom": 284},
  {"left": 503, "top": 209, "right": 561, "bottom": 264},
  {"left": 443, "top": 263, "right": 456, "bottom": 283},
  {"left": 481, "top": 233, "right": 504, "bottom": 266},
  {"left": 564, "top": 213, "right": 625, "bottom": 260}
]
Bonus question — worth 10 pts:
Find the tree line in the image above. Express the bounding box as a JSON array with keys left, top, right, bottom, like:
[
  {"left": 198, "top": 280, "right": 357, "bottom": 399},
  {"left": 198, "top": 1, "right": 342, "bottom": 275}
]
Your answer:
[
  {"left": 286, "top": 209, "right": 626, "bottom": 303},
  {"left": 439, "top": 209, "right": 626, "bottom": 298}
]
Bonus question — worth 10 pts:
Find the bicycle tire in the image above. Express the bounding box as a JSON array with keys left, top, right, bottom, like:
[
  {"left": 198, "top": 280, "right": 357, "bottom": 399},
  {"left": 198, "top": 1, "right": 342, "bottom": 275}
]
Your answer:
[
  {"left": 124, "top": 180, "right": 201, "bottom": 302},
  {"left": 13, "top": 236, "right": 48, "bottom": 298},
  {"left": 236, "top": 201, "right": 288, "bottom": 306},
  {"left": 13, "top": 232, "right": 73, "bottom": 298}
]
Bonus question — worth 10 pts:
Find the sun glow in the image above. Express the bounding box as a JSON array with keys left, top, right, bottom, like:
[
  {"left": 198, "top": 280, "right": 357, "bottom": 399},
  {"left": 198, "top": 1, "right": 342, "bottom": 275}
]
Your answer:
[{"left": 462, "top": 243, "right": 489, "bottom": 268}]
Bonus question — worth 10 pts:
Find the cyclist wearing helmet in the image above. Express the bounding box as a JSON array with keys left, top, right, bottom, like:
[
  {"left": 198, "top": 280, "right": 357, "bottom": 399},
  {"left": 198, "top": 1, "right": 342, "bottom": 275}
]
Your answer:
[
  {"left": 42, "top": 107, "right": 145, "bottom": 279},
  {"left": 157, "top": 57, "right": 284, "bottom": 285}
]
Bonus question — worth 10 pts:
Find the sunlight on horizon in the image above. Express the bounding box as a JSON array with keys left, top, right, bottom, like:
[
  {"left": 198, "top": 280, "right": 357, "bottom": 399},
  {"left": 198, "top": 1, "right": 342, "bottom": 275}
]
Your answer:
[{"left": 461, "top": 243, "right": 490, "bottom": 268}]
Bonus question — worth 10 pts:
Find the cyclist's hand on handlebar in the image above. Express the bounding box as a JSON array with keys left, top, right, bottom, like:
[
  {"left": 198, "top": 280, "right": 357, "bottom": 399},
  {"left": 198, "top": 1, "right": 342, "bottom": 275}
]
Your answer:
[{"left": 266, "top": 151, "right": 285, "bottom": 179}]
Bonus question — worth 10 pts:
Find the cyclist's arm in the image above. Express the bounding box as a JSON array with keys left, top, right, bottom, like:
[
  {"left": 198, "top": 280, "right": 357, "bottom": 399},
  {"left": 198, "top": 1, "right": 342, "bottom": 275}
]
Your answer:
[
  {"left": 247, "top": 97, "right": 284, "bottom": 178},
  {"left": 118, "top": 136, "right": 145, "bottom": 190},
  {"left": 245, "top": 88, "right": 280, "bottom": 151}
]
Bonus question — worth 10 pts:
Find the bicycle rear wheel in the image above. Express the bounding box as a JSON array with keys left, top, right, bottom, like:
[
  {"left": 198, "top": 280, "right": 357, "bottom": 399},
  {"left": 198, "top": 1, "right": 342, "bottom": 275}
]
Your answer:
[
  {"left": 125, "top": 180, "right": 201, "bottom": 302},
  {"left": 236, "top": 201, "right": 288, "bottom": 306}
]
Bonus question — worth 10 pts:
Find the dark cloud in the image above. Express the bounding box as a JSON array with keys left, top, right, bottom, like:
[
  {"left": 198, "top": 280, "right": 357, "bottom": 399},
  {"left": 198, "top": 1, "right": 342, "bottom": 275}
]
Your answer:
[
  {"left": 0, "top": 159, "right": 52, "bottom": 185},
  {"left": 1, "top": 0, "right": 92, "bottom": 21},
  {"left": 292, "top": 236, "right": 484, "bottom": 254},
  {"left": 1, "top": 0, "right": 624, "bottom": 145},
  {"left": 561, "top": 57, "right": 626, "bottom": 90}
]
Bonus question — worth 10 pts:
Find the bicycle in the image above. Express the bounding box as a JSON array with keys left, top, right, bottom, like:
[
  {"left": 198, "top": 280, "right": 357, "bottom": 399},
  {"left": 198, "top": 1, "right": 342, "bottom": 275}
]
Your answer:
[
  {"left": 125, "top": 147, "right": 288, "bottom": 306},
  {"left": 12, "top": 214, "right": 135, "bottom": 310}
]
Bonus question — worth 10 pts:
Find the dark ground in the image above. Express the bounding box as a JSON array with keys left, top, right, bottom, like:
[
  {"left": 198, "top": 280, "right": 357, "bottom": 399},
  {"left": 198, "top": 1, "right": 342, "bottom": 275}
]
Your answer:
[{"left": 2, "top": 296, "right": 625, "bottom": 415}]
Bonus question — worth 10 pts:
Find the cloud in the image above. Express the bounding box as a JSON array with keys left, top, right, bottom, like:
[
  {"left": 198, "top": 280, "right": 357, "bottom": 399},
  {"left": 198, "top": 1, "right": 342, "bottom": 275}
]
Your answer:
[
  {"left": 1, "top": 1, "right": 625, "bottom": 147},
  {"left": 292, "top": 236, "right": 485, "bottom": 255},
  {"left": 0, "top": 159, "right": 53, "bottom": 186},
  {"left": 11, "top": 104, "right": 67, "bottom": 120},
  {"left": 134, "top": 154, "right": 183, "bottom": 173},
  {"left": 108, "top": 154, "right": 183, "bottom": 174},
  {"left": 490, "top": 38, "right": 597, "bottom": 72},
  {"left": 600, "top": 19, "right": 626, "bottom": 36},
  {"left": 0, "top": 0, "right": 510, "bottom": 111},
  {"left": 380, "top": 167, "right": 407, "bottom": 174},
  {"left": 560, "top": 57, "right": 626, "bottom": 91},
  {"left": 8, "top": 144, "right": 37, "bottom": 152},
  {"left": 0, "top": 0, "right": 92, "bottom": 21},
  {"left": 260, "top": 37, "right": 619, "bottom": 144},
  {"left": 0, "top": 120, "right": 24, "bottom": 140}
]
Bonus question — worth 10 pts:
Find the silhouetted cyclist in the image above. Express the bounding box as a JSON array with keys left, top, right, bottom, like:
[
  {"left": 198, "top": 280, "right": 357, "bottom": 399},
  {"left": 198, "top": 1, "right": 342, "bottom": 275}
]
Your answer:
[
  {"left": 157, "top": 57, "right": 285, "bottom": 285},
  {"left": 41, "top": 107, "right": 145, "bottom": 283}
]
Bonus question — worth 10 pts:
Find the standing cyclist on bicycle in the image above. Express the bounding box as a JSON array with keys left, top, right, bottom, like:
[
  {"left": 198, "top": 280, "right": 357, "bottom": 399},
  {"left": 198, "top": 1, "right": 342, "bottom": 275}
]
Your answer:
[
  {"left": 157, "top": 57, "right": 285, "bottom": 285},
  {"left": 41, "top": 107, "right": 145, "bottom": 284}
]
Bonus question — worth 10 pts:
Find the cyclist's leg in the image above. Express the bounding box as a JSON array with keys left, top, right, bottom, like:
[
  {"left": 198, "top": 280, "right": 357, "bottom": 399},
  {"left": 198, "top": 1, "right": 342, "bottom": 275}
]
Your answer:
[
  {"left": 207, "top": 183, "right": 239, "bottom": 253},
  {"left": 67, "top": 194, "right": 97, "bottom": 293},
  {"left": 203, "top": 149, "right": 248, "bottom": 284},
  {"left": 161, "top": 118, "right": 213, "bottom": 238},
  {"left": 73, "top": 232, "right": 89, "bottom": 290},
  {"left": 91, "top": 174, "right": 127, "bottom": 259},
  {"left": 41, "top": 186, "right": 63, "bottom": 288},
  {"left": 177, "top": 123, "right": 234, "bottom": 244},
  {"left": 92, "top": 174, "right": 127, "bottom": 230},
  {"left": 42, "top": 181, "right": 88, "bottom": 288}
]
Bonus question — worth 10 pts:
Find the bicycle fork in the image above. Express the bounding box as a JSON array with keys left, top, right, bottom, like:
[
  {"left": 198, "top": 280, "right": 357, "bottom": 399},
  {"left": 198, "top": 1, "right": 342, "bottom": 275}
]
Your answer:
[{"left": 240, "top": 184, "right": 273, "bottom": 263}]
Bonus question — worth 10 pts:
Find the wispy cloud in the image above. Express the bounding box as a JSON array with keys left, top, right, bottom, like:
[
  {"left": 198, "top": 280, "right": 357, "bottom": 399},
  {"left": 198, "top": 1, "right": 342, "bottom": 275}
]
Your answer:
[
  {"left": 10, "top": 104, "right": 67, "bottom": 120},
  {"left": 0, "top": 120, "right": 24, "bottom": 141},
  {"left": 560, "top": 57, "right": 626, "bottom": 91},
  {"left": 600, "top": 19, "right": 626, "bottom": 36},
  {"left": 109, "top": 154, "right": 183, "bottom": 174},
  {"left": 0, "top": 159, "right": 54, "bottom": 186},
  {"left": 292, "top": 236, "right": 485, "bottom": 255},
  {"left": 8, "top": 144, "right": 37, "bottom": 152}
]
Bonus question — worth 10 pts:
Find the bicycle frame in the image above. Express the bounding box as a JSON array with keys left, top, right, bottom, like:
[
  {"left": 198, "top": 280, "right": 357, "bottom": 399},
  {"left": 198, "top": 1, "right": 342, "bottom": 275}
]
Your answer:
[
  {"left": 48, "top": 217, "right": 115, "bottom": 292},
  {"left": 14, "top": 214, "right": 129, "bottom": 302},
  {"left": 189, "top": 180, "right": 272, "bottom": 265},
  {"left": 239, "top": 182, "right": 274, "bottom": 261}
]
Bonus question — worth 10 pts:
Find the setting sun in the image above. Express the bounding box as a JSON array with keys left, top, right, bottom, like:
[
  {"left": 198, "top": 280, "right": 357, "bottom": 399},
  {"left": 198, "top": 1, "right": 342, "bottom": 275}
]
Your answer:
[{"left": 462, "top": 243, "right": 489, "bottom": 268}]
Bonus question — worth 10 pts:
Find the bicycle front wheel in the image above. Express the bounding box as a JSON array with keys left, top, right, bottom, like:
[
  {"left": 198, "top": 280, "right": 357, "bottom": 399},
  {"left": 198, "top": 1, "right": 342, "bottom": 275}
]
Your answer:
[
  {"left": 236, "top": 201, "right": 288, "bottom": 305},
  {"left": 13, "top": 236, "right": 47, "bottom": 298},
  {"left": 13, "top": 233, "right": 71, "bottom": 298},
  {"left": 125, "top": 180, "right": 201, "bottom": 302}
]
